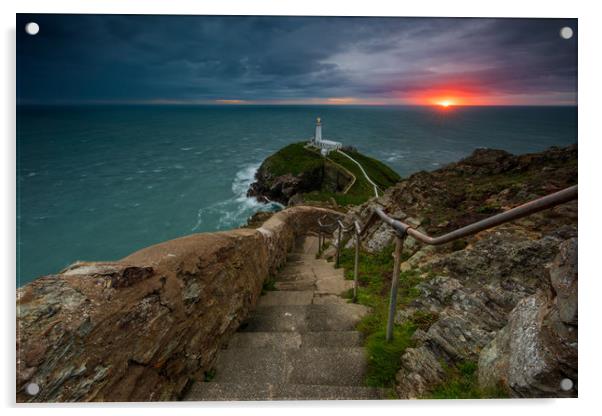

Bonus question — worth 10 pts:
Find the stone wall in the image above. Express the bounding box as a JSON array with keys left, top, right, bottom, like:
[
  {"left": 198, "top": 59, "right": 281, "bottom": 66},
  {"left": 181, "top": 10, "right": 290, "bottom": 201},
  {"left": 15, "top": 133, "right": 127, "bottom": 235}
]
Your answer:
[{"left": 16, "top": 206, "right": 342, "bottom": 402}]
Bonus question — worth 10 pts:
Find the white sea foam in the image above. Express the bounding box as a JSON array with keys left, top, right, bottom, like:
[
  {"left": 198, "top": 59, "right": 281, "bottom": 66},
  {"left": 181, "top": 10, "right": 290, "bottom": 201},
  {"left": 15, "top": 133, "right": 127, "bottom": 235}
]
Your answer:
[
  {"left": 191, "top": 163, "right": 283, "bottom": 232},
  {"left": 191, "top": 207, "right": 204, "bottom": 231}
]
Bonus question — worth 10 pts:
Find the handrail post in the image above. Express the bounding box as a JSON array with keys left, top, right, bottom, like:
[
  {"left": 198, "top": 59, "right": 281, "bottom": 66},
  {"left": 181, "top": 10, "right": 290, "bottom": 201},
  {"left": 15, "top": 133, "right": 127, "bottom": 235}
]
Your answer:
[
  {"left": 353, "top": 229, "right": 359, "bottom": 303},
  {"left": 335, "top": 224, "right": 342, "bottom": 268},
  {"left": 318, "top": 229, "right": 322, "bottom": 255},
  {"left": 386, "top": 233, "right": 405, "bottom": 342}
]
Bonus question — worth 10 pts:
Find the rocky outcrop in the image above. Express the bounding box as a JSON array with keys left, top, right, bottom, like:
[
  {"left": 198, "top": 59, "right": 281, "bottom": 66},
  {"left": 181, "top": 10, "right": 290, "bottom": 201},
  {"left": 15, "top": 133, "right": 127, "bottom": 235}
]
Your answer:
[
  {"left": 396, "top": 226, "right": 563, "bottom": 398},
  {"left": 248, "top": 157, "right": 352, "bottom": 205},
  {"left": 478, "top": 238, "right": 578, "bottom": 397},
  {"left": 393, "top": 229, "right": 577, "bottom": 399},
  {"left": 341, "top": 144, "right": 577, "bottom": 254},
  {"left": 16, "top": 206, "right": 342, "bottom": 402},
  {"left": 328, "top": 145, "right": 577, "bottom": 399}
]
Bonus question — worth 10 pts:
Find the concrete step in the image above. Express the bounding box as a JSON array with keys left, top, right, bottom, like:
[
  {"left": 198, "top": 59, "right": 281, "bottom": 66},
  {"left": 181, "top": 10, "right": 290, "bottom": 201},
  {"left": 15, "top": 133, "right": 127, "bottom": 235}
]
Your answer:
[
  {"left": 306, "top": 304, "right": 369, "bottom": 332},
  {"left": 278, "top": 263, "right": 317, "bottom": 274},
  {"left": 258, "top": 290, "right": 314, "bottom": 306},
  {"left": 301, "top": 331, "right": 363, "bottom": 348},
  {"left": 240, "top": 304, "right": 369, "bottom": 333},
  {"left": 275, "top": 271, "right": 315, "bottom": 282},
  {"left": 276, "top": 266, "right": 343, "bottom": 282},
  {"left": 287, "top": 347, "right": 367, "bottom": 386},
  {"left": 300, "top": 236, "right": 319, "bottom": 254},
  {"left": 184, "top": 382, "right": 387, "bottom": 401},
  {"left": 316, "top": 276, "right": 354, "bottom": 295},
  {"left": 241, "top": 305, "right": 308, "bottom": 332},
  {"left": 228, "top": 330, "right": 363, "bottom": 349},
  {"left": 284, "top": 259, "right": 312, "bottom": 267},
  {"left": 210, "top": 347, "right": 368, "bottom": 387},
  {"left": 312, "top": 293, "right": 349, "bottom": 304},
  {"left": 212, "top": 348, "right": 288, "bottom": 384},
  {"left": 227, "top": 332, "right": 302, "bottom": 349},
  {"left": 274, "top": 280, "right": 316, "bottom": 291},
  {"left": 286, "top": 253, "right": 317, "bottom": 262}
]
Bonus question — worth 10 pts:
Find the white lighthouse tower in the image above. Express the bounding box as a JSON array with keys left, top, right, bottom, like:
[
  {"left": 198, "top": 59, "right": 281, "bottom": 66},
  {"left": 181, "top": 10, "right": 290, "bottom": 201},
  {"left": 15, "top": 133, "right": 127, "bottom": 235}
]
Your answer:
[
  {"left": 314, "top": 117, "right": 322, "bottom": 143},
  {"left": 309, "top": 117, "right": 342, "bottom": 155}
]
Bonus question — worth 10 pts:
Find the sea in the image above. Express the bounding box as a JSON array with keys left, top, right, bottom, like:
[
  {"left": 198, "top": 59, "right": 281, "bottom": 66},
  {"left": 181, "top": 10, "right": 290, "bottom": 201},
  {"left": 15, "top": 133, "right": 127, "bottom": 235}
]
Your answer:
[{"left": 16, "top": 105, "right": 577, "bottom": 285}]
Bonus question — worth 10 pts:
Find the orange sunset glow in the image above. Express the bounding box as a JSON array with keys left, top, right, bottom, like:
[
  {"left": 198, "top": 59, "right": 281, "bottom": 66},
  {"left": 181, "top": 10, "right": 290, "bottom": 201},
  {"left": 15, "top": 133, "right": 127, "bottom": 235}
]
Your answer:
[
  {"left": 407, "top": 88, "right": 497, "bottom": 107},
  {"left": 436, "top": 99, "right": 454, "bottom": 108}
]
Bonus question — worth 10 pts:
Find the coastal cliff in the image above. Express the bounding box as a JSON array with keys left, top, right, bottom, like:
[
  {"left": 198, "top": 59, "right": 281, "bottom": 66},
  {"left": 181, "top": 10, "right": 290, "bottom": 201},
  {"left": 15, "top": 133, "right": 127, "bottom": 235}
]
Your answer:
[
  {"left": 329, "top": 144, "right": 577, "bottom": 398},
  {"left": 247, "top": 142, "right": 400, "bottom": 206},
  {"left": 16, "top": 206, "right": 343, "bottom": 402}
]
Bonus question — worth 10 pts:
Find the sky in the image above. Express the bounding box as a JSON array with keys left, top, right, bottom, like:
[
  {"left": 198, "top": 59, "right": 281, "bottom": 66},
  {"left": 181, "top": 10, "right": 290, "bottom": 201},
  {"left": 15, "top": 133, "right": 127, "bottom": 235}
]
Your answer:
[{"left": 16, "top": 14, "right": 577, "bottom": 106}]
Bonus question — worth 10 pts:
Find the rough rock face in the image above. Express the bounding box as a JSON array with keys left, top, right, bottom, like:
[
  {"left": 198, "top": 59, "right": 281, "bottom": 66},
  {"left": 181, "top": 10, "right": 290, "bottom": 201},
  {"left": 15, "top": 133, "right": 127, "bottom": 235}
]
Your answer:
[
  {"left": 394, "top": 229, "right": 577, "bottom": 399},
  {"left": 326, "top": 145, "right": 577, "bottom": 398},
  {"left": 16, "top": 206, "right": 342, "bottom": 402},
  {"left": 340, "top": 145, "right": 577, "bottom": 254},
  {"left": 247, "top": 158, "right": 351, "bottom": 205},
  {"left": 478, "top": 238, "right": 578, "bottom": 397}
]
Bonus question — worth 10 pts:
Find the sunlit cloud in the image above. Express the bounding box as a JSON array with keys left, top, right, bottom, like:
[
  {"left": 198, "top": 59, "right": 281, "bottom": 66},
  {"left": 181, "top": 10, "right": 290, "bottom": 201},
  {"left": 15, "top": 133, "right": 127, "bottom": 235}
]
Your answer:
[{"left": 17, "top": 15, "right": 577, "bottom": 106}]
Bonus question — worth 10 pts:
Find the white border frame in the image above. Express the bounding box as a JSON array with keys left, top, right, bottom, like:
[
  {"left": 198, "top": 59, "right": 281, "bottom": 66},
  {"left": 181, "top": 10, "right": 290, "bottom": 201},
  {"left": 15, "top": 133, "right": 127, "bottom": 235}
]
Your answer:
[{"left": 3, "top": 1, "right": 600, "bottom": 415}]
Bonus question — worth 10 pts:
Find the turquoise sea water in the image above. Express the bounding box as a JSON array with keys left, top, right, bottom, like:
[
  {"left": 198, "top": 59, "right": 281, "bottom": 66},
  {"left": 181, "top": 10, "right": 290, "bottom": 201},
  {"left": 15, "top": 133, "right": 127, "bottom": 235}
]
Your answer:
[{"left": 16, "top": 105, "right": 577, "bottom": 285}]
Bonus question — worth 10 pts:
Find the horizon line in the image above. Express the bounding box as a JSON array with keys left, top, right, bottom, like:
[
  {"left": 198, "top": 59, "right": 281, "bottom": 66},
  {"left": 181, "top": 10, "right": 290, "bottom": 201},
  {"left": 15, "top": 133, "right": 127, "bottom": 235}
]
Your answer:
[{"left": 16, "top": 102, "right": 578, "bottom": 108}]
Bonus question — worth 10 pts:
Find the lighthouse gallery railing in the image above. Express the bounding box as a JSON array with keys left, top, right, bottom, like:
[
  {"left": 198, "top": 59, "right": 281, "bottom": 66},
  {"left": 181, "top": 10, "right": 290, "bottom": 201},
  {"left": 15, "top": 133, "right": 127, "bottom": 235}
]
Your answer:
[{"left": 317, "top": 184, "right": 578, "bottom": 342}]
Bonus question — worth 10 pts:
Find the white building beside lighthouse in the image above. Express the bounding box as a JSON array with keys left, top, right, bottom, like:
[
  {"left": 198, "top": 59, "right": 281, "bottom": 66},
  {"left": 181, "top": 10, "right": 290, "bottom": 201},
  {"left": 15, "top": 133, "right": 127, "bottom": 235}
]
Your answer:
[{"left": 309, "top": 117, "right": 342, "bottom": 155}]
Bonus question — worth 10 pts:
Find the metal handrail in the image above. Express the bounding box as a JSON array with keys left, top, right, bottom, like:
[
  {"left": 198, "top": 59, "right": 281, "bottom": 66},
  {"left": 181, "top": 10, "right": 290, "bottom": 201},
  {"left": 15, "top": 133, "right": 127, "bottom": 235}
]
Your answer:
[
  {"left": 317, "top": 184, "right": 578, "bottom": 341},
  {"left": 317, "top": 215, "right": 337, "bottom": 229},
  {"left": 374, "top": 185, "right": 578, "bottom": 245},
  {"left": 317, "top": 215, "right": 337, "bottom": 255}
]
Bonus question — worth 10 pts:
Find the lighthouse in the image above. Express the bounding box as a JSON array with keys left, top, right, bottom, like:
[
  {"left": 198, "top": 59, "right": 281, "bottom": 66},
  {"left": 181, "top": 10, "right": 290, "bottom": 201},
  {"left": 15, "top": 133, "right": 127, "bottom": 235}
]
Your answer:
[
  {"left": 308, "top": 117, "right": 342, "bottom": 155},
  {"left": 314, "top": 117, "right": 322, "bottom": 143}
]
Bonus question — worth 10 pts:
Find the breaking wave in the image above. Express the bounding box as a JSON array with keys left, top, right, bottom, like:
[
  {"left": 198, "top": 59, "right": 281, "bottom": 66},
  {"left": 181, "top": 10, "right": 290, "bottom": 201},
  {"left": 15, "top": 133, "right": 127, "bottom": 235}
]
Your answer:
[{"left": 191, "top": 163, "right": 283, "bottom": 232}]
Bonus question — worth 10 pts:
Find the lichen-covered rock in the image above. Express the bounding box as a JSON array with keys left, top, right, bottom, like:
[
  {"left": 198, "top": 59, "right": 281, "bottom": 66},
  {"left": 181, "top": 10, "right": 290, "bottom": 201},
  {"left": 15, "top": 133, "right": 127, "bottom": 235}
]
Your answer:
[
  {"left": 477, "top": 238, "right": 578, "bottom": 397},
  {"left": 396, "top": 346, "right": 446, "bottom": 399},
  {"left": 395, "top": 274, "right": 509, "bottom": 398},
  {"left": 16, "top": 206, "right": 342, "bottom": 403},
  {"left": 549, "top": 238, "right": 578, "bottom": 325},
  {"left": 394, "top": 228, "right": 576, "bottom": 398}
]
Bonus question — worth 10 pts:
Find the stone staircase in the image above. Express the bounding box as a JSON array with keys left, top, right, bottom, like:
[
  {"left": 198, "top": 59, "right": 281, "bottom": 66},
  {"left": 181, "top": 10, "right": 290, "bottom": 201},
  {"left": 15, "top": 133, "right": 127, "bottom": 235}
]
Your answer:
[{"left": 184, "top": 235, "right": 386, "bottom": 401}]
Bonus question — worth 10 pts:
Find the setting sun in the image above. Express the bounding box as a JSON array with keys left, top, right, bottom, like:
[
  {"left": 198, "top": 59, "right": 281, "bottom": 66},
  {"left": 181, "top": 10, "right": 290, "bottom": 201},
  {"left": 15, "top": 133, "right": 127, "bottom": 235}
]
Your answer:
[{"left": 438, "top": 100, "right": 453, "bottom": 107}]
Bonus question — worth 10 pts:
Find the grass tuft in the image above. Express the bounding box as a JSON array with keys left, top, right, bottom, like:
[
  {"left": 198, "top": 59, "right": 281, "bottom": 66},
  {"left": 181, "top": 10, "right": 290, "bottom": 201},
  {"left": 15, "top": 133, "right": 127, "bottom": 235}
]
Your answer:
[
  {"left": 425, "top": 361, "right": 509, "bottom": 399},
  {"left": 261, "top": 276, "right": 276, "bottom": 294},
  {"left": 364, "top": 324, "right": 416, "bottom": 388},
  {"left": 336, "top": 245, "right": 425, "bottom": 389}
]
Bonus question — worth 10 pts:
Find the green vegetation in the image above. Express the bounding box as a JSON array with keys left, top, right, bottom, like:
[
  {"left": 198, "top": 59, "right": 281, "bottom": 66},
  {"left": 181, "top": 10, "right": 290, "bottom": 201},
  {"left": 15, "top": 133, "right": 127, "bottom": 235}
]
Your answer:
[
  {"left": 324, "top": 149, "right": 400, "bottom": 204},
  {"left": 204, "top": 368, "right": 217, "bottom": 382},
  {"left": 262, "top": 142, "right": 324, "bottom": 177},
  {"left": 328, "top": 149, "right": 400, "bottom": 196},
  {"left": 262, "top": 142, "right": 401, "bottom": 206},
  {"left": 424, "top": 361, "right": 509, "bottom": 399},
  {"left": 337, "top": 245, "right": 425, "bottom": 389},
  {"left": 301, "top": 190, "right": 368, "bottom": 207},
  {"left": 475, "top": 204, "right": 502, "bottom": 215},
  {"left": 336, "top": 245, "right": 503, "bottom": 399},
  {"left": 261, "top": 276, "right": 276, "bottom": 294},
  {"left": 420, "top": 156, "right": 578, "bottom": 232},
  {"left": 363, "top": 324, "right": 415, "bottom": 388}
]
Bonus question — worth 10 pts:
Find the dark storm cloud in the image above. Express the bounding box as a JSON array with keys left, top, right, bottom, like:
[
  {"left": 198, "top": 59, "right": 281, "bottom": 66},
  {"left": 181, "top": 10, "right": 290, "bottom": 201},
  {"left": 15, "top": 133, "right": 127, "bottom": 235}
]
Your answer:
[{"left": 16, "top": 15, "right": 577, "bottom": 104}]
